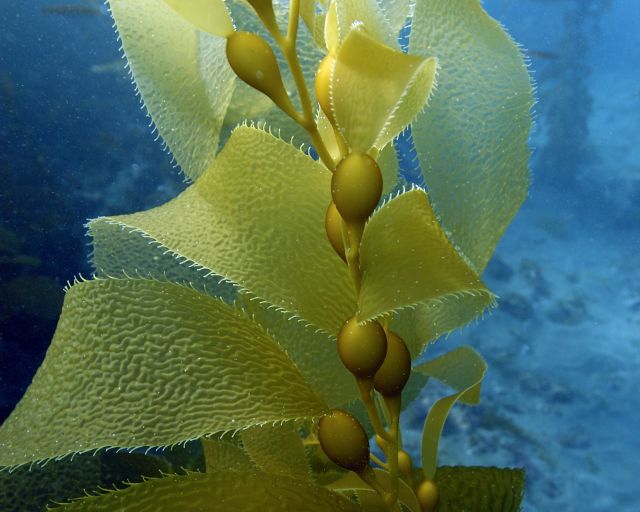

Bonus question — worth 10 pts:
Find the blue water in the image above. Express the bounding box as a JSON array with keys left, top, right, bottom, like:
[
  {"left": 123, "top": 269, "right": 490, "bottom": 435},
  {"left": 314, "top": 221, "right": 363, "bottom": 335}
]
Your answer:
[{"left": 1, "top": 1, "right": 638, "bottom": 511}]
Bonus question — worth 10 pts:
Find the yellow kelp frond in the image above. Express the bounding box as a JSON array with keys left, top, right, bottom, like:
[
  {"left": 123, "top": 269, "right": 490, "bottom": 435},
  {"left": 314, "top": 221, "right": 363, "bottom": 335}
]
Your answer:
[
  {"left": 328, "top": 469, "right": 422, "bottom": 512},
  {"left": 331, "top": 27, "right": 437, "bottom": 153},
  {"left": 378, "top": 0, "right": 413, "bottom": 38},
  {"left": 241, "top": 423, "right": 311, "bottom": 480},
  {"left": 163, "top": 0, "right": 234, "bottom": 38},
  {"left": 410, "top": 0, "right": 533, "bottom": 272},
  {"left": 329, "top": 0, "right": 397, "bottom": 49},
  {"left": 238, "top": 293, "right": 359, "bottom": 407},
  {"left": 414, "top": 346, "right": 487, "bottom": 480},
  {"left": 301, "top": 0, "right": 327, "bottom": 49},
  {"left": 99, "top": 126, "right": 355, "bottom": 335},
  {"left": 55, "top": 470, "right": 361, "bottom": 511},
  {"left": 358, "top": 189, "right": 494, "bottom": 339},
  {"left": 0, "top": 279, "right": 327, "bottom": 469},
  {"left": 201, "top": 438, "right": 256, "bottom": 473},
  {"left": 88, "top": 217, "right": 238, "bottom": 303},
  {"left": 391, "top": 294, "right": 494, "bottom": 357},
  {"left": 108, "top": 0, "right": 236, "bottom": 180}
]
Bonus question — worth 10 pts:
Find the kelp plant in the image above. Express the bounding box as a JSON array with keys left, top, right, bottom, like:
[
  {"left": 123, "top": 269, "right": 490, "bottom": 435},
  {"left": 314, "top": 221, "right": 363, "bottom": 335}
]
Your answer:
[{"left": 0, "top": 0, "right": 533, "bottom": 510}]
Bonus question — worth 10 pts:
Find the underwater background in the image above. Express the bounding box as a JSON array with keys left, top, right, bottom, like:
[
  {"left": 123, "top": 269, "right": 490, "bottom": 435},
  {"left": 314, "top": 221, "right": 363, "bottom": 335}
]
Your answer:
[{"left": 0, "top": 0, "right": 637, "bottom": 510}]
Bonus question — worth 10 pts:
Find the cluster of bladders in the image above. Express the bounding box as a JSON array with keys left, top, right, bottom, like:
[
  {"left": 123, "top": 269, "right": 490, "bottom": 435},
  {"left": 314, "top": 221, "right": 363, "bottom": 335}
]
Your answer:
[{"left": 222, "top": 6, "right": 438, "bottom": 510}]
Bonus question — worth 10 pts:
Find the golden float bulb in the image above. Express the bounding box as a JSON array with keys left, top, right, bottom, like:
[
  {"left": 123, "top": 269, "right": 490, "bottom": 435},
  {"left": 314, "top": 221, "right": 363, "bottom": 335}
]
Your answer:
[
  {"left": 225, "top": 31, "right": 296, "bottom": 118},
  {"left": 337, "top": 316, "right": 387, "bottom": 379},
  {"left": 373, "top": 331, "right": 412, "bottom": 396},
  {"left": 331, "top": 153, "right": 383, "bottom": 223},
  {"left": 324, "top": 201, "right": 346, "bottom": 262},
  {"left": 318, "top": 409, "right": 370, "bottom": 472},
  {"left": 398, "top": 450, "right": 413, "bottom": 477},
  {"left": 416, "top": 479, "right": 439, "bottom": 511},
  {"left": 315, "top": 54, "right": 336, "bottom": 123}
]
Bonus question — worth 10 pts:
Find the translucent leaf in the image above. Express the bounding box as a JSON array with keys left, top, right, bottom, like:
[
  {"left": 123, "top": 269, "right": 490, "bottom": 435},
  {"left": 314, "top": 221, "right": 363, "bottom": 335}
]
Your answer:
[
  {"left": 432, "top": 466, "right": 525, "bottom": 512},
  {"left": 92, "top": 126, "right": 355, "bottom": 335},
  {"left": 331, "top": 28, "right": 437, "bottom": 152},
  {"left": 358, "top": 190, "right": 495, "bottom": 332},
  {"left": 332, "top": 0, "right": 397, "bottom": 49},
  {"left": 378, "top": 142, "right": 399, "bottom": 196},
  {"left": 241, "top": 423, "right": 311, "bottom": 480},
  {"left": 108, "top": 0, "right": 236, "bottom": 180},
  {"left": 301, "top": 0, "right": 327, "bottom": 49},
  {"left": 56, "top": 470, "right": 361, "bottom": 511},
  {"left": 414, "top": 346, "right": 487, "bottom": 480},
  {"left": 327, "top": 468, "right": 421, "bottom": 512},
  {"left": 410, "top": 0, "right": 533, "bottom": 271},
  {"left": 238, "top": 293, "right": 359, "bottom": 407},
  {"left": 324, "top": 0, "right": 339, "bottom": 53},
  {"left": 378, "top": 0, "right": 413, "bottom": 38},
  {"left": 0, "top": 279, "right": 327, "bottom": 468},
  {"left": 201, "top": 438, "right": 255, "bottom": 472},
  {"left": 89, "top": 218, "right": 237, "bottom": 303},
  {"left": 163, "top": 0, "right": 233, "bottom": 37}
]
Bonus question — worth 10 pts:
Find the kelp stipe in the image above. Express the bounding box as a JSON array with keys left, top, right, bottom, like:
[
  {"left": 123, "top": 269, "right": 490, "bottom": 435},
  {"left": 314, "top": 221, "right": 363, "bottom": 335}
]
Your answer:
[{"left": 0, "top": 1, "right": 533, "bottom": 510}]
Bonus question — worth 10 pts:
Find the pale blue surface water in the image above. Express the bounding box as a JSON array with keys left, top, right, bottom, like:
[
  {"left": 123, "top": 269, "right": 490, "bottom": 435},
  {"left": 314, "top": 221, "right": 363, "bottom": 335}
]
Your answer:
[{"left": 1, "top": 1, "right": 638, "bottom": 511}]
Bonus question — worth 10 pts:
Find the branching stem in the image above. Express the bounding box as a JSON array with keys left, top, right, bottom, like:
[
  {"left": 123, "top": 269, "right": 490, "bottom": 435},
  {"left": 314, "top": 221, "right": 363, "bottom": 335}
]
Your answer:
[{"left": 273, "top": 0, "right": 336, "bottom": 170}]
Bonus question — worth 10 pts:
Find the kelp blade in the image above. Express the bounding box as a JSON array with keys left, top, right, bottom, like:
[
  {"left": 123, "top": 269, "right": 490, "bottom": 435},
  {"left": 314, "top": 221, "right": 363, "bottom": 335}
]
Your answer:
[
  {"left": 414, "top": 346, "right": 487, "bottom": 480},
  {"left": 331, "top": 28, "right": 437, "bottom": 152},
  {"left": 241, "top": 423, "right": 311, "bottom": 480},
  {"left": 56, "top": 470, "right": 361, "bottom": 511},
  {"left": 359, "top": 189, "right": 494, "bottom": 353},
  {"left": 109, "top": 0, "right": 236, "bottom": 180},
  {"left": 433, "top": 466, "right": 525, "bottom": 512},
  {"left": 410, "top": 0, "right": 533, "bottom": 272},
  {"left": 0, "top": 279, "right": 327, "bottom": 468}
]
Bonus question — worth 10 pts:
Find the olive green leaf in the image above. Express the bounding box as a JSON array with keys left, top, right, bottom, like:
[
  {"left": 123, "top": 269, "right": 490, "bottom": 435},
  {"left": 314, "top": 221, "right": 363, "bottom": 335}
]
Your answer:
[
  {"left": 358, "top": 189, "right": 495, "bottom": 346},
  {"left": 108, "top": 0, "right": 236, "bottom": 180},
  {"left": 162, "top": 0, "right": 234, "bottom": 38},
  {"left": 0, "top": 454, "right": 102, "bottom": 512},
  {"left": 331, "top": 27, "right": 437, "bottom": 153},
  {"left": 414, "top": 346, "right": 487, "bottom": 480},
  {"left": 378, "top": 141, "right": 400, "bottom": 196},
  {"left": 56, "top": 470, "right": 361, "bottom": 511},
  {"left": 0, "top": 451, "right": 174, "bottom": 512},
  {"left": 433, "top": 466, "right": 525, "bottom": 512},
  {"left": 201, "top": 438, "right": 256, "bottom": 473},
  {"left": 0, "top": 279, "right": 327, "bottom": 468},
  {"left": 410, "top": 0, "right": 533, "bottom": 272},
  {"left": 92, "top": 126, "right": 355, "bottom": 335},
  {"left": 327, "top": 469, "right": 421, "bottom": 512},
  {"left": 88, "top": 217, "right": 237, "bottom": 303},
  {"left": 241, "top": 423, "right": 311, "bottom": 480}
]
